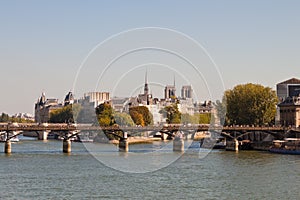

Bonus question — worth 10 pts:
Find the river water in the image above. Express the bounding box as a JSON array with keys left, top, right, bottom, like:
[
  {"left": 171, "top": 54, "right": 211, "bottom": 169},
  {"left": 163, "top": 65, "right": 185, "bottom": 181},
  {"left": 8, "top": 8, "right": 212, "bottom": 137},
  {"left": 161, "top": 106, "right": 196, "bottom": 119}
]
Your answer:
[{"left": 0, "top": 138, "right": 299, "bottom": 199}]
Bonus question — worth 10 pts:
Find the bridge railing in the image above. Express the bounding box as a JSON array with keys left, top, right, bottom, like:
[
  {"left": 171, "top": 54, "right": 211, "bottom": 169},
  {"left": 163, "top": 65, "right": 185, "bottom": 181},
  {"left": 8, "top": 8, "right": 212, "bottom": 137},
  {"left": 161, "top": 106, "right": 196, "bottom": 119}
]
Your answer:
[{"left": 0, "top": 122, "right": 288, "bottom": 132}]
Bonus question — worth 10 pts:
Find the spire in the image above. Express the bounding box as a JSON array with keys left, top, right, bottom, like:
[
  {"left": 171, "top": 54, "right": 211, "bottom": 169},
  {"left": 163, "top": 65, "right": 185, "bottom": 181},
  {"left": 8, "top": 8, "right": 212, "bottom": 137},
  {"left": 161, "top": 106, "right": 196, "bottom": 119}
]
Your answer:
[
  {"left": 145, "top": 68, "right": 148, "bottom": 84},
  {"left": 144, "top": 69, "right": 149, "bottom": 95},
  {"left": 173, "top": 74, "right": 176, "bottom": 87}
]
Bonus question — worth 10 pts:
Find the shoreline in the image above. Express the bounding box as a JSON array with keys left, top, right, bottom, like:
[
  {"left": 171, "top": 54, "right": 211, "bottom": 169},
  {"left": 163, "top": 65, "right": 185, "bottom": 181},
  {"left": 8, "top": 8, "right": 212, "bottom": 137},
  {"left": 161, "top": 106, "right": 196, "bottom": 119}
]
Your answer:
[{"left": 109, "top": 137, "right": 162, "bottom": 145}]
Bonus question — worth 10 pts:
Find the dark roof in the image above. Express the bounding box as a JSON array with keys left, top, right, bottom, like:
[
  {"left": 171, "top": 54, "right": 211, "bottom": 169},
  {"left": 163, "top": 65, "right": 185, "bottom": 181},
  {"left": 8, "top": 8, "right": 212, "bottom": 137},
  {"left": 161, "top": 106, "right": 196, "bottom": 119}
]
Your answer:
[
  {"left": 278, "top": 78, "right": 300, "bottom": 85},
  {"left": 64, "top": 92, "right": 74, "bottom": 102}
]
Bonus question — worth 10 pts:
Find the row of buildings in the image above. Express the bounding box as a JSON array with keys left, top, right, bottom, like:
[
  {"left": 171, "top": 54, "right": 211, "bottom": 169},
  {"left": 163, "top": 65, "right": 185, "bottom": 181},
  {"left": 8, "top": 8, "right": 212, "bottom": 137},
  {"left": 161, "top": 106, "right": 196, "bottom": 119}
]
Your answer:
[
  {"left": 34, "top": 74, "right": 300, "bottom": 127},
  {"left": 34, "top": 73, "right": 212, "bottom": 124}
]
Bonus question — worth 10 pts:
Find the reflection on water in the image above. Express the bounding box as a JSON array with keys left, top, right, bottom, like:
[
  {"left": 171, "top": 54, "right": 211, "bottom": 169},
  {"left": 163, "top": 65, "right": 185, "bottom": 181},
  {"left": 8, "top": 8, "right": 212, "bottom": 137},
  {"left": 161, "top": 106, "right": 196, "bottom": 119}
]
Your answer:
[{"left": 0, "top": 139, "right": 299, "bottom": 199}]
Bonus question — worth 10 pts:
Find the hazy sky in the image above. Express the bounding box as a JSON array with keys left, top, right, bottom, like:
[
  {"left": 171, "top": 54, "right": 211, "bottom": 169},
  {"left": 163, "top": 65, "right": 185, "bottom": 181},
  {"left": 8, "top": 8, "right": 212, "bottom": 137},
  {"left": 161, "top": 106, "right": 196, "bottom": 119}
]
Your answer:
[{"left": 1, "top": 0, "right": 300, "bottom": 115}]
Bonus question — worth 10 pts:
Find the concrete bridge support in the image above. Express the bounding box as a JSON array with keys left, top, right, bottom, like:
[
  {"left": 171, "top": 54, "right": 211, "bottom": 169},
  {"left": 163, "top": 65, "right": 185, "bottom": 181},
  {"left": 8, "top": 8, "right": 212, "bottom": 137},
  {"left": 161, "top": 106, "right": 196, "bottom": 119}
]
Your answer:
[
  {"left": 173, "top": 138, "right": 184, "bottom": 152},
  {"left": 119, "top": 132, "right": 128, "bottom": 152},
  {"left": 119, "top": 139, "right": 129, "bottom": 152},
  {"left": 234, "top": 139, "right": 239, "bottom": 151},
  {"left": 63, "top": 139, "right": 71, "bottom": 153},
  {"left": 161, "top": 132, "right": 168, "bottom": 140},
  {"left": 4, "top": 140, "right": 11, "bottom": 154},
  {"left": 37, "top": 131, "right": 49, "bottom": 140}
]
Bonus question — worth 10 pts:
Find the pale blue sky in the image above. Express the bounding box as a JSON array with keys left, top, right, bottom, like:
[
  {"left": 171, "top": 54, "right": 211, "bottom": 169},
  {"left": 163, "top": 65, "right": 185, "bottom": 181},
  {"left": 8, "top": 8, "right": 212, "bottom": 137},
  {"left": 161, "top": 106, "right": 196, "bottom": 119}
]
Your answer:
[{"left": 1, "top": 0, "right": 300, "bottom": 115}]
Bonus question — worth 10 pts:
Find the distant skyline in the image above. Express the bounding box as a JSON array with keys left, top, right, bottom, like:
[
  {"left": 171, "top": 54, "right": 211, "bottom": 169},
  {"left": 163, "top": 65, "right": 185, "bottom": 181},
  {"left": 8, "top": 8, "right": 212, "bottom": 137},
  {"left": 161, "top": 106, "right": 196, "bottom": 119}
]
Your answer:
[{"left": 1, "top": 1, "right": 300, "bottom": 115}]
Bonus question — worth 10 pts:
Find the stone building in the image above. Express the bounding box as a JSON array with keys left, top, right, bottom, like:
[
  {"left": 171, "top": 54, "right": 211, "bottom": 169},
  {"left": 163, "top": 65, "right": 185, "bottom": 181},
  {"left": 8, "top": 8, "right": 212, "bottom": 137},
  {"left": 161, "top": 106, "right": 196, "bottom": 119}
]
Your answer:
[
  {"left": 164, "top": 85, "right": 176, "bottom": 100},
  {"left": 276, "top": 78, "right": 300, "bottom": 125},
  {"left": 137, "top": 71, "right": 153, "bottom": 105},
  {"left": 76, "top": 92, "right": 110, "bottom": 123},
  {"left": 111, "top": 97, "right": 130, "bottom": 113},
  {"left": 83, "top": 92, "right": 110, "bottom": 106},
  {"left": 178, "top": 98, "right": 195, "bottom": 115},
  {"left": 34, "top": 93, "right": 63, "bottom": 123},
  {"left": 64, "top": 91, "right": 74, "bottom": 106},
  {"left": 277, "top": 78, "right": 300, "bottom": 103},
  {"left": 181, "top": 85, "right": 193, "bottom": 99},
  {"left": 278, "top": 95, "right": 300, "bottom": 127}
]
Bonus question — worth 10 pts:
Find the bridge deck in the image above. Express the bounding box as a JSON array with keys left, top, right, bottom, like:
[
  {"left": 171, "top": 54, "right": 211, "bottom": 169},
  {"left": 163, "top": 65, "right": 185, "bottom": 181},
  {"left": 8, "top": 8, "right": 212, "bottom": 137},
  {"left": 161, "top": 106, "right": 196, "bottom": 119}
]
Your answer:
[{"left": 0, "top": 123, "right": 286, "bottom": 132}]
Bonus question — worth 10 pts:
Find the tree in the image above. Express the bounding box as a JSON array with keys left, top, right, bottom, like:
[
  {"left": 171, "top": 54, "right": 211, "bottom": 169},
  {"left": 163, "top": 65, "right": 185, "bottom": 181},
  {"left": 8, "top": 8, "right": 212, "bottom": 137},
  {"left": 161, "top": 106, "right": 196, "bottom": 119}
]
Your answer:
[
  {"left": 50, "top": 104, "right": 82, "bottom": 123},
  {"left": 181, "top": 113, "right": 193, "bottom": 124},
  {"left": 95, "top": 102, "right": 114, "bottom": 126},
  {"left": 160, "top": 104, "right": 181, "bottom": 124},
  {"left": 129, "top": 110, "right": 145, "bottom": 126},
  {"left": 129, "top": 106, "right": 153, "bottom": 126},
  {"left": 224, "top": 83, "right": 278, "bottom": 125},
  {"left": 181, "top": 113, "right": 211, "bottom": 124},
  {"left": 114, "top": 112, "right": 135, "bottom": 127},
  {"left": 0, "top": 113, "right": 10, "bottom": 122}
]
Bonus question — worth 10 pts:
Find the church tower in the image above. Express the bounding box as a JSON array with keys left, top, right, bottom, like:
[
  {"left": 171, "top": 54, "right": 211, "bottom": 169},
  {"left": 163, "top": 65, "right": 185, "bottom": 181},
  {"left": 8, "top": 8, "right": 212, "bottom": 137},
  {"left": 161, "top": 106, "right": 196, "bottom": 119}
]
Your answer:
[{"left": 144, "top": 69, "right": 149, "bottom": 96}]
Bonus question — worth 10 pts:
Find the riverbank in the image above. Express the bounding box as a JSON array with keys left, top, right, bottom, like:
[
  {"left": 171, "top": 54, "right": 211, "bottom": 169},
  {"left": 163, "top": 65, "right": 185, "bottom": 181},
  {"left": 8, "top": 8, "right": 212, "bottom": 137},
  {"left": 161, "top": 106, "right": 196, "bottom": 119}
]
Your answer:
[{"left": 109, "top": 137, "right": 162, "bottom": 145}]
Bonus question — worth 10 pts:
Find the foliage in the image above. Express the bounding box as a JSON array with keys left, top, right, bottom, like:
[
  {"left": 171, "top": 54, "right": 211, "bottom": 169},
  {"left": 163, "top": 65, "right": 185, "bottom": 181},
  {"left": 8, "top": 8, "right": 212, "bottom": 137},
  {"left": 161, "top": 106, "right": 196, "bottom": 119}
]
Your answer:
[
  {"left": 181, "top": 113, "right": 211, "bottom": 124},
  {"left": 129, "top": 106, "right": 153, "bottom": 126},
  {"left": 0, "top": 113, "right": 10, "bottom": 122},
  {"left": 160, "top": 104, "right": 181, "bottom": 124},
  {"left": 50, "top": 104, "right": 81, "bottom": 123},
  {"left": 224, "top": 83, "right": 278, "bottom": 125},
  {"left": 0, "top": 112, "right": 34, "bottom": 123},
  {"left": 197, "top": 113, "right": 212, "bottom": 124},
  {"left": 95, "top": 102, "right": 114, "bottom": 126},
  {"left": 129, "top": 111, "right": 145, "bottom": 126},
  {"left": 113, "top": 112, "right": 135, "bottom": 127},
  {"left": 181, "top": 113, "right": 193, "bottom": 124}
]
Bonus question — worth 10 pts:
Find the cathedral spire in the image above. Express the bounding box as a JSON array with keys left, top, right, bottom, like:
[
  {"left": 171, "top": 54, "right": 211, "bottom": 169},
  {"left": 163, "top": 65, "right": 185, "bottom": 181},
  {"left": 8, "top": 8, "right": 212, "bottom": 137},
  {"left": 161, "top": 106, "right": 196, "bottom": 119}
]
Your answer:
[
  {"left": 173, "top": 74, "right": 176, "bottom": 87},
  {"left": 145, "top": 68, "right": 148, "bottom": 84},
  {"left": 144, "top": 69, "right": 149, "bottom": 95}
]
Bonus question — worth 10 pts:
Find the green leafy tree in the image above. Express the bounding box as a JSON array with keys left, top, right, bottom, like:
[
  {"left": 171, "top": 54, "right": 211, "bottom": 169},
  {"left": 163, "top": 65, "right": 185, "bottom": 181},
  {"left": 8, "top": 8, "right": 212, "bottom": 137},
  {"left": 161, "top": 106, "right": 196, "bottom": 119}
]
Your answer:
[
  {"left": 95, "top": 102, "right": 114, "bottom": 126},
  {"left": 181, "top": 113, "right": 212, "bottom": 124},
  {"left": 114, "top": 112, "right": 135, "bottom": 127},
  {"left": 181, "top": 113, "right": 193, "bottom": 124},
  {"left": 0, "top": 112, "right": 34, "bottom": 123},
  {"left": 197, "top": 113, "right": 211, "bottom": 124},
  {"left": 129, "top": 106, "right": 153, "bottom": 126},
  {"left": 50, "top": 104, "right": 81, "bottom": 123},
  {"left": 225, "top": 83, "right": 278, "bottom": 125},
  {"left": 0, "top": 113, "right": 10, "bottom": 122},
  {"left": 160, "top": 104, "right": 181, "bottom": 124},
  {"left": 129, "top": 111, "right": 144, "bottom": 126}
]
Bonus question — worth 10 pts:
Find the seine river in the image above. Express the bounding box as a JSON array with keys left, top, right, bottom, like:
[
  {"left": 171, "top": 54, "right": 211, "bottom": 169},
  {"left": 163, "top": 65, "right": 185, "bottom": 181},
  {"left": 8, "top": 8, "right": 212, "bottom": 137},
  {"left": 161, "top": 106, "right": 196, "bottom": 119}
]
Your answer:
[{"left": 0, "top": 137, "right": 299, "bottom": 199}]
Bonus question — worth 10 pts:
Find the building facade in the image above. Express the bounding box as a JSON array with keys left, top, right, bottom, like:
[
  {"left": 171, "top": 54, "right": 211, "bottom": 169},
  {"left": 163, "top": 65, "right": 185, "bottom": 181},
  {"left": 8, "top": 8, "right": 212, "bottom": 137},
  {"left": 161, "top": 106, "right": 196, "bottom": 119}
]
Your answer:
[
  {"left": 34, "top": 93, "right": 63, "bottom": 123},
  {"left": 83, "top": 92, "right": 110, "bottom": 106},
  {"left": 278, "top": 95, "right": 300, "bottom": 127},
  {"left": 276, "top": 78, "right": 300, "bottom": 125},
  {"left": 75, "top": 92, "right": 110, "bottom": 123},
  {"left": 277, "top": 78, "right": 300, "bottom": 103},
  {"left": 164, "top": 85, "right": 176, "bottom": 99},
  {"left": 181, "top": 85, "right": 193, "bottom": 99}
]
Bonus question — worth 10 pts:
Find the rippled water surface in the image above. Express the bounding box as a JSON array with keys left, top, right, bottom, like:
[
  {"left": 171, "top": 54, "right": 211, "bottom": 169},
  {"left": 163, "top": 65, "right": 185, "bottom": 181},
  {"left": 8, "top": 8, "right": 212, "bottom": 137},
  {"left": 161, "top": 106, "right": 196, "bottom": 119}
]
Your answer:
[{"left": 0, "top": 139, "right": 299, "bottom": 199}]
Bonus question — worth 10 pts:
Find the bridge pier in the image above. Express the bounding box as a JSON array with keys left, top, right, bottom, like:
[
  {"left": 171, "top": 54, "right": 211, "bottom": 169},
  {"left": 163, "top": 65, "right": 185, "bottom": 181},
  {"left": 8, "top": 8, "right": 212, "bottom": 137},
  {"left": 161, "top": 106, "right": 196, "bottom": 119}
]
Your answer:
[
  {"left": 63, "top": 139, "right": 71, "bottom": 153},
  {"left": 234, "top": 139, "right": 239, "bottom": 151},
  {"left": 161, "top": 132, "right": 168, "bottom": 140},
  {"left": 119, "top": 132, "right": 128, "bottom": 152},
  {"left": 37, "top": 131, "right": 49, "bottom": 140},
  {"left": 173, "top": 133, "right": 184, "bottom": 152},
  {"left": 119, "top": 139, "right": 129, "bottom": 152},
  {"left": 4, "top": 140, "right": 11, "bottom": 154}
]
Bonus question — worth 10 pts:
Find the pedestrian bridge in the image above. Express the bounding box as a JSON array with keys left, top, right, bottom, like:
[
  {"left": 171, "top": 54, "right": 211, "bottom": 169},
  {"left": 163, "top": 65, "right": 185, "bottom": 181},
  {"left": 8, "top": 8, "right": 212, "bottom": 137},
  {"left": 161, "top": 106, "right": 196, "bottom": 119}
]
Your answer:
[{"left": 0, "top": 122, "right": 291, "bottom": 153}]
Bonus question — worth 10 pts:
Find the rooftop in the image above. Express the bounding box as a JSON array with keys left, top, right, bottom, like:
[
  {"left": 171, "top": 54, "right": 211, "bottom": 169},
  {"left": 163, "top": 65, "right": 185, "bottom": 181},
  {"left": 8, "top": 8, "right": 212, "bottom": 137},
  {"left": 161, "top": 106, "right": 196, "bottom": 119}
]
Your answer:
[{"left": 278, "top": 78, "right": 300, "bottom": 85}]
